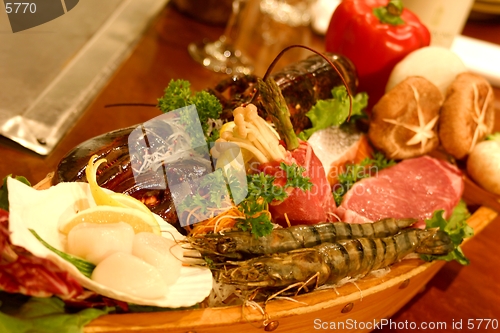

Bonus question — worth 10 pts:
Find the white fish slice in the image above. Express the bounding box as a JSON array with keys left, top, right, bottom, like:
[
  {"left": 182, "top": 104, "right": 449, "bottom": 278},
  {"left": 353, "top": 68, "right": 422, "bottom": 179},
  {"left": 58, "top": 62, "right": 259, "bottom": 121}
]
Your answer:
[{"left": 308, "top": 125, "right": 363, "bottom": 182}]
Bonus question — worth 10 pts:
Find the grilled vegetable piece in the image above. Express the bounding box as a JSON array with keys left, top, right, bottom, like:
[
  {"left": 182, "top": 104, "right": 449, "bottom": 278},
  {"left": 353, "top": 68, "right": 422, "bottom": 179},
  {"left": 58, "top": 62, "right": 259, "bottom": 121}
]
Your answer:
[{"left": 257, "top": 77, "right": 299, "bottom": 151}]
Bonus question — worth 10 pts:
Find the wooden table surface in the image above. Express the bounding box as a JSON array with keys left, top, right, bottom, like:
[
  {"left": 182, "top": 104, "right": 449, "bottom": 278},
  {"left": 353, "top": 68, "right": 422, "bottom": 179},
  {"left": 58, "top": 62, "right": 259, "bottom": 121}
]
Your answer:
[{"left": 1, "top": 3, "right": 500, "bottom": 332}]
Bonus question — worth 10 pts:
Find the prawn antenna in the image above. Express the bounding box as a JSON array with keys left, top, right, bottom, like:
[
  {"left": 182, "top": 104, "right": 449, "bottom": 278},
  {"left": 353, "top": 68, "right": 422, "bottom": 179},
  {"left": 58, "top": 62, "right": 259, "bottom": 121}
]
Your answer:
[{"left": 104, "top": 102, "right": 157, "bottom": 108}]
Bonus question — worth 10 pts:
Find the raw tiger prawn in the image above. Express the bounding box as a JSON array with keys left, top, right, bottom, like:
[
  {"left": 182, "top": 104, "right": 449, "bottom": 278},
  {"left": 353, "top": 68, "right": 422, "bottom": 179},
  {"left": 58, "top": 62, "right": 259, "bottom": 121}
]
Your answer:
[
  {"left": 189, "top": 217, "right": 417, "bottom": 260},
  {"left": 216, "top": 228, "right": 454, "bottom": 289}
]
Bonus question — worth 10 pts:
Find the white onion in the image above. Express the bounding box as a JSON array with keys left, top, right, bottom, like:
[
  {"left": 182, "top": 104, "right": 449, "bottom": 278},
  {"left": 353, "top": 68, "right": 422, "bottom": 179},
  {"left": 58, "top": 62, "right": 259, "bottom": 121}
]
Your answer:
[
  {"left": 467, "top": 139, "right": 500, "bottom": 195},
  {"left": 386, "top": 46, "right": 467, "bottom": 96}
]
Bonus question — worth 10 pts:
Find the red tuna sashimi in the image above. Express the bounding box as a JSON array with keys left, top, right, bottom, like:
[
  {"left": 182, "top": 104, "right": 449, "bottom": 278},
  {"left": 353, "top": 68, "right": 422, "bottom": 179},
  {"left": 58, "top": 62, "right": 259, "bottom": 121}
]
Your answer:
[
  {"left": 260, "top": 141, "right": 336, "bottom": 226},
  {"left": 336, "top": 156, "right": 463, "bottom": 228}
]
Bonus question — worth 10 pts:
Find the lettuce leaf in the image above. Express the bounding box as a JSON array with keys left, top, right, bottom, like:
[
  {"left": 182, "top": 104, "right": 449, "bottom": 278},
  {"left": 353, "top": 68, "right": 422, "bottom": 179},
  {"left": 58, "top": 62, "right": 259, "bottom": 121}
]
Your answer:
[
  {"left": 298, "top": 86, "right": 368, "bottom": 140},
  {"left": 333, "top": 152, "right": 396, "bottom": 205},
  {"left": 421, "top": 201, "right": 474, "bottom": 265},
  {"left": 487, "top": 132, "right": 500, "bottom": 142},
  {"left": 0, "top": 296, "right": 111, "bottom": 333}
]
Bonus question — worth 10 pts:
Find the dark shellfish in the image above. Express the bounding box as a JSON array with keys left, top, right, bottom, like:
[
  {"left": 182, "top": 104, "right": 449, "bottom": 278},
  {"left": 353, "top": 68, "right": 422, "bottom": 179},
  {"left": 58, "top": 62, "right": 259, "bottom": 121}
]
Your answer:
[
  {"left": 210, "top": 52, "right": 358, "bottom": 133},
  {"left": 55, "top": 123, "right": 212, "bottom": 234}
]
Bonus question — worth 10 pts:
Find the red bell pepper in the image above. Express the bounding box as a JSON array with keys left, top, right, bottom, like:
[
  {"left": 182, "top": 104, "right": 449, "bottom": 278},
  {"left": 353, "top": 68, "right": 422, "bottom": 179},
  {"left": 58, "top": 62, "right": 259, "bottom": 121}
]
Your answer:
[{"left": 325, "top": 0, "right": 430, "bottom": 110}]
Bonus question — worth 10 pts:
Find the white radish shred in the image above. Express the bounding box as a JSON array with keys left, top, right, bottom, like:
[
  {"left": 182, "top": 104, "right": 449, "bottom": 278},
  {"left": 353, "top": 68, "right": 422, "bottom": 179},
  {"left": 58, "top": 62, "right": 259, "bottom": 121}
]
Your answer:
[
  {"left": 132, "top": 232, "right": 183, "bottom": 286},
  {"left": 66, "top": 222, "right": 135, "bottom": 264},
  {"left": 91, "top": 252, "right": 168, "bottom": 299},
  {"left": 132, "top": 118, "right": 208, "bottom": 175}
]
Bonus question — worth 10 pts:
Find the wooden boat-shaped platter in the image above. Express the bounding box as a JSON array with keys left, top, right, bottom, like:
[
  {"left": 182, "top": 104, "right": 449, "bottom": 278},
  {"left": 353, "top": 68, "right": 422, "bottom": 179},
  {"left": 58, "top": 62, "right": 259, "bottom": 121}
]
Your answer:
[{"left": 34, "top": 174, "right": 498, "bottom": 333}]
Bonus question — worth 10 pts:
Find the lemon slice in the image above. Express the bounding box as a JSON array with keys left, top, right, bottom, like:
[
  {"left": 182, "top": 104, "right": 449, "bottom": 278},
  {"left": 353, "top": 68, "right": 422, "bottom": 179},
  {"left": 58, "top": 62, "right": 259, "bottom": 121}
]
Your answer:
[
  {"left": 85, "top": 155, "right": 160, "bottom": 234},
  {"left": 220, "top": 121, "right": 235, "bottom": 134},
  {"left": 60, "top": 206, "right": 161, "bottom": 235},
  {"left": 86, "top": 156, "right": 131, "bottom": 208},
  {"left": 109, "top": 194, "right": 152, "bottom": 213}
]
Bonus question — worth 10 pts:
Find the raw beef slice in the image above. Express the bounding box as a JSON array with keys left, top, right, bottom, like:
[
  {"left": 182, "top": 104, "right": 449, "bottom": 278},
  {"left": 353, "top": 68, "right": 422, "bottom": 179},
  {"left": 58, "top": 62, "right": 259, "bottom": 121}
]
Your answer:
[{"left": 336, "top": 156, "right": 463, "bottom": 228}]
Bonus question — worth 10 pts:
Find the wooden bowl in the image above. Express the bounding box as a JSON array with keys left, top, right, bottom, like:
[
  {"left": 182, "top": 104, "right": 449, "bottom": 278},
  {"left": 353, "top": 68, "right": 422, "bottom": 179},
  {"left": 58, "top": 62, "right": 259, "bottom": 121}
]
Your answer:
[{"left": 34, "top": 176, "right": 498, "bottom": 333}]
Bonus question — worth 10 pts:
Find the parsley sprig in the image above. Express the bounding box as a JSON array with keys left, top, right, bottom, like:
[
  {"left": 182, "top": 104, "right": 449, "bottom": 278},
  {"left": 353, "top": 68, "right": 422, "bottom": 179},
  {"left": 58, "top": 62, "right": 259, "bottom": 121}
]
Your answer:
[
  {"left": 178, "top": 170, "right": 229, "bottom": 217},
  {"left": 178, "top": 163, "right": 312, "bottom": 237},
  {"left": 157, "top": 79, "right": 223, "bottom": 142},
  {"left": 333, "top": 152, "right": 396, "bottom": 205},
  {"left": 237, "top": 162, "right": 313, "bottom": 238}
]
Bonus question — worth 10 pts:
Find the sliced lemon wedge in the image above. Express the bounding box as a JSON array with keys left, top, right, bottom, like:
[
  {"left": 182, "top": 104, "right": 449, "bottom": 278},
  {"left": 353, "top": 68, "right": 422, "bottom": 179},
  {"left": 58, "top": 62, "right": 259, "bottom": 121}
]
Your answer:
[
  {"left": 59, "top": 206, "right": 160, "bottom": 235},
  {"left": 85, "top": 155, "right": 160, "bottom": 235},
  {"left": 220, "top": 121, "right": 235, "bottom": 134}
]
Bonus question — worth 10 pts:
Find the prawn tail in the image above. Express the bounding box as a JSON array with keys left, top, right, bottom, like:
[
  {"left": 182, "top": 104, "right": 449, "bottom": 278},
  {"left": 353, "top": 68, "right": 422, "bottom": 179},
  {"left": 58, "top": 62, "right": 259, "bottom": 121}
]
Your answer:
[{"left": 415, "top": 229, "right": 455, "bottom": 255}]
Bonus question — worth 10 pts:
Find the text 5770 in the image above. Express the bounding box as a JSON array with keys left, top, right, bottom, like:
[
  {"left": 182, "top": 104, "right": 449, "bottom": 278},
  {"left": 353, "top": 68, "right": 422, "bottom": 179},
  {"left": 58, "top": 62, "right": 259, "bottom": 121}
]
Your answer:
[{"left": 5, "top": 3, "right": 36, "bottom": 14}]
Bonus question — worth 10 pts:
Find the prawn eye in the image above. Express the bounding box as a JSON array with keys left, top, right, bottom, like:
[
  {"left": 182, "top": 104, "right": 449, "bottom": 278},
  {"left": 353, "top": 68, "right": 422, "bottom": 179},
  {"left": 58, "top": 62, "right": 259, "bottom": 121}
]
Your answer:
[
  {"left": 247, "top": 269, "right": 261, "bottom": 280},
  {"left": 218, "top": 243, "right": 229, "bottom": 253}
]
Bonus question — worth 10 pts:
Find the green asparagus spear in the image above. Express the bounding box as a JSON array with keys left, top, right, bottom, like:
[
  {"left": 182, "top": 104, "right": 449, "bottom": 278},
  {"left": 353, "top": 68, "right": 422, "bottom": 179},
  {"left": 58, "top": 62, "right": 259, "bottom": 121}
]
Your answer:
[{"left": 257, "top": 77, "right": 299, "bottom": 151}]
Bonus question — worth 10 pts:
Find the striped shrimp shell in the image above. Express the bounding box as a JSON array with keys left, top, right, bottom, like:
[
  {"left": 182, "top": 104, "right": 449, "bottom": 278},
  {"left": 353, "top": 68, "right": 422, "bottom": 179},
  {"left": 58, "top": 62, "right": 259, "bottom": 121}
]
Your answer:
[
  {"left": 189, "top": 217, "right": 417, "bottom": 260},
  {"left": 216, "top": 228, "right": 453, "bottom": 288}
]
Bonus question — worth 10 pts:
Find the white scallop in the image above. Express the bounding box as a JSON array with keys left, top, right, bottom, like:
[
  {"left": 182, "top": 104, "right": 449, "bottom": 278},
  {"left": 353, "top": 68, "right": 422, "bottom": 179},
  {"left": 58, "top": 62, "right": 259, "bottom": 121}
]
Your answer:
[
  {"left": 91, "top": 252, "right": 168, "bottom": 299},
  {"left": 7, "top": 177, "right": 213, "bottom": 307},
  {"left": 67, "top": 222, "right": 135, "bottom": 264},
  {"left": 132, "top": 232, "right": 183, "bottom": 286}
]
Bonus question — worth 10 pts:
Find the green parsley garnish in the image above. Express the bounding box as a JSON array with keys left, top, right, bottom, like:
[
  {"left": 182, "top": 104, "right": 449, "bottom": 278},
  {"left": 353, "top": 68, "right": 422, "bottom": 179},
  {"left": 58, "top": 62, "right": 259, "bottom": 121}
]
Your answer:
[
  {"left": 333, "top": 152, "right": 396, "bottom": 206},
  {"left": 237, "top": 162, "right": 313, "bottom": 238},
  {"left": 486, "top": 132, "right": 500, "bottom": 142},
  {"left": 420, "top": 201, "right": 474, "bottom": 265},
  {"left": 178, "top": 170, "right": 229, "bottom": 216},
  {"left": 237, "top": 199, "right": 274, "bottom": 238},
  {"left": 157, "top": 79, "right": 223, "bottom": 142}
]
